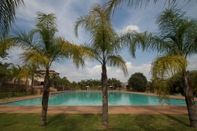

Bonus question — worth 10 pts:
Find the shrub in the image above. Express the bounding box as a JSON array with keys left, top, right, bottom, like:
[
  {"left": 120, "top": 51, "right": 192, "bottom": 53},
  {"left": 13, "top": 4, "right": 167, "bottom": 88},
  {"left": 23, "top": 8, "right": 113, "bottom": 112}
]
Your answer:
[{"left": 128, "top": 72, "right": 147, "bottom": 92}]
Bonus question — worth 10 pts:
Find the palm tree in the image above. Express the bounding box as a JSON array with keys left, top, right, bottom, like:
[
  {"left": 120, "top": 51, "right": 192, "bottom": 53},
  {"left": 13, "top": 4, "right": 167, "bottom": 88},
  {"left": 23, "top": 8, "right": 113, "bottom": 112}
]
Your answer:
[
  {"left": 0, "top": 62, "right": 13, "bottom": 89},
  {"left": 74, "top": 3, "right": 128, "bottom": 126},
  {"left": 150, "top": 8, "right": 197, "bottom": 128},
  {"left": 0, "top": 34, "right": 15, "bottom": 58},
  {"left": 22, "top": 64, "right": 39, "bottom": 94},
  {"left": 0, "top": 0, "right": 24, "bottom": 58},
  {"left": 9, "top": 65, "right": 23, "bottom": 96},
  {"left": 13, "top": 12, "right": 88, "bottom": 126},
  {"left": 105, "top": 0, "right": 192, "bottom": 14},
  {"left": 0, "top": 0, "right": 24, "bottom": 35}
]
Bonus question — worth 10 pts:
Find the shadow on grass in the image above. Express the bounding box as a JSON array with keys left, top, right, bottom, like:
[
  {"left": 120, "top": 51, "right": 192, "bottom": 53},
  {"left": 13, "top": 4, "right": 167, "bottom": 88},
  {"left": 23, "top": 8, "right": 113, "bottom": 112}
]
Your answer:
[
  {"left": 132, "top": 115, "right": 157, "bottom": 131},
  {"left": 133, "top": 114, "right": 191, "bottom": 131},
  {"left": 47, "top": 114, "right": 102, "bottom": 131},
  {"left": 47, "top": 114, "right": 129, "bottom": 131},
  {"left": 45, "top": 113, "right": 191, "bottom": 131},
  {"left": 162, "top": 113, "right": 190, "bottom": 127}
]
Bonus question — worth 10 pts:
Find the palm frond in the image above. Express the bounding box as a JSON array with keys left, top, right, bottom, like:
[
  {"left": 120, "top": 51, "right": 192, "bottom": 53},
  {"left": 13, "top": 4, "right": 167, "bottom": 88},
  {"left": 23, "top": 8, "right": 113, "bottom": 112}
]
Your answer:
[
  {"left": 107, "top": 55, "right": 128, "bottom": 76},
  {"left": 12, "top": 30, "right": 36, "bottom": 49},
  {"left": 105, "top": 0, "right": 182, "bottom": 15},
  {"left": 154, "top": 7, "right": 197, "bottom": 57},
  {"left": 20, "top": 50, "right": 49, "bottom": 68},
  {"left": 120, "top": 31, "right": 152, "bottom": 58},
  {"left": 151, "top": 55, "right": 187, "bottom": 103},
  {"left": 151, "top": 55, "right": 187, "bottom": 80},
  {"left": 75, "top": 3, "right": 128, "bottom": 81},
  {"left": 0, "top": 36, "right": 14, "bottom": 57},
  {"left": 0, "top": 0, "right": 24, "bottom": 35},
  {"left": 156, "top": 7, "right": 186, "bottom": 36}
]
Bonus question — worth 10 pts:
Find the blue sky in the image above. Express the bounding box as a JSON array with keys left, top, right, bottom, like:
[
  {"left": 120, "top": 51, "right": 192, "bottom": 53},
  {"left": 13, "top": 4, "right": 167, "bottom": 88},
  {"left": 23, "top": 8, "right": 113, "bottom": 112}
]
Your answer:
[{"left": 2, "top": 0, "right": 197, "bottom": 82}]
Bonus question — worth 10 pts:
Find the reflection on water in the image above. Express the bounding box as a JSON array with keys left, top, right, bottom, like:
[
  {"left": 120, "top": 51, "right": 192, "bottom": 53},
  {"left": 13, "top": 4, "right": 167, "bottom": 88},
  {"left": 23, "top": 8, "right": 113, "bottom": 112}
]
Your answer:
[{"left": 1, "top": 91, "right": 186, "bottom": 106}]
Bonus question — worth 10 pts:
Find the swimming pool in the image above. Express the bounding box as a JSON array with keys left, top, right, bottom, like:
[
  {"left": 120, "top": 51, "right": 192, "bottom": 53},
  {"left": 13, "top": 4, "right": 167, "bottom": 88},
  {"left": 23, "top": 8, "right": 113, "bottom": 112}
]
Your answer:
[{"left": 1, "top": 91, "right": 186, "bottom": 106}]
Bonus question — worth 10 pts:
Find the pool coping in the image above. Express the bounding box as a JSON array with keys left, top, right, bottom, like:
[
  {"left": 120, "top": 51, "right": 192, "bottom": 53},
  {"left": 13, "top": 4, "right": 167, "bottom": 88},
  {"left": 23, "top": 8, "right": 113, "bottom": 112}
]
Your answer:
[
  {"left": 0, "top": 91, "right": 195, "bottom": 114},
  {"left": 0, "top": 105, "right": 189, "bottom": 114}
]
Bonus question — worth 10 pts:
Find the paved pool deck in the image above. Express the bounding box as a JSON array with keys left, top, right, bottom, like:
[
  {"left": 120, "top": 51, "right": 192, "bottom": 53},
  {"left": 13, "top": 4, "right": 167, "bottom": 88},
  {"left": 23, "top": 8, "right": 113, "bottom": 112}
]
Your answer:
[{"left": 0, "top": 91, "right": 194, "bottom": 114}]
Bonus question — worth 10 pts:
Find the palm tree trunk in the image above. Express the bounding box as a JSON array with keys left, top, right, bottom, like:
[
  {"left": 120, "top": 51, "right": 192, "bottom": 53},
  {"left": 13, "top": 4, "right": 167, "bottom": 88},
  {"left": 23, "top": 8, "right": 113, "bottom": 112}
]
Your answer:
[
  {"left": 102, "top": 64, "right": 108, "bottom": 126},
  {"left": 40, "top": 68, "right": 50, "bottom": 126},
  {"left": 12, "top": 79, "right": 16, "bottom": 96},
  {"left": 0, "top": 79, "right": 5, "bottom": 89},
  {"left": 31, "top": 74, "right": 34, "bottom": 94},
  {"left": 183, "top": 71, "right": 197, "bottom": 128},
  {"left": 24, "top": 77, "right": 28, "bottom": 94},
  {"left": 18, "top": 78, "right": 21, "bottom": 92}
]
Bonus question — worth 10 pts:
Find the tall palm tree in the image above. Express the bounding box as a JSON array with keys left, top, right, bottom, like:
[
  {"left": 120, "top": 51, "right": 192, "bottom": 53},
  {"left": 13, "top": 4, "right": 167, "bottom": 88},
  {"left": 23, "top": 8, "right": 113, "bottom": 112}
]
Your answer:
[
  {"left": 150, "top": 8, "right": 197, "bottom": 128},
  {"left": 0, "top": 0, "right": 24, "bottom": 35},
  {"left": 13, "top": 12, "right": 88, "bottom": 126},
  {"left": 74, "top": 3, "right": 128, "bottom": 126},
  {"left": 116, "top": 5, "right": 197, "bottom": 128}
]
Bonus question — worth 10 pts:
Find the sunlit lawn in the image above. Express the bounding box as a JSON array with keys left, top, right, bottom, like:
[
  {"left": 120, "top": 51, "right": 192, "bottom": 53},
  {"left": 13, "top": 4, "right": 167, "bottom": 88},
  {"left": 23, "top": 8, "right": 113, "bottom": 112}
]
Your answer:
[{"left": 0, "top": 114, "right": 196, "bottom": 131}]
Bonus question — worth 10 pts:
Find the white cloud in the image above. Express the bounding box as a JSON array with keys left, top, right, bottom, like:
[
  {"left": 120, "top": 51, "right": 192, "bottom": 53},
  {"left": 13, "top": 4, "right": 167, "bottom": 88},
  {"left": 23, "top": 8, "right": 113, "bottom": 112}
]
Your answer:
[
  {"left": 1, "top": 47, "right": 23, "bottom": 65},
  {"left": 125, "top": 62, "right": 151, "bottom": 80},
  {"left": 51, "top": 60, "right": 152, "bottom": 83},
  {"left": 123, "top": 25, "right": 140, "bottom": 33},
  {"left": 188, "top": 55, "right": 197, "bottom": 71},
  {"left": 16, "top": 0, "right": 104, "bottom": 45}
]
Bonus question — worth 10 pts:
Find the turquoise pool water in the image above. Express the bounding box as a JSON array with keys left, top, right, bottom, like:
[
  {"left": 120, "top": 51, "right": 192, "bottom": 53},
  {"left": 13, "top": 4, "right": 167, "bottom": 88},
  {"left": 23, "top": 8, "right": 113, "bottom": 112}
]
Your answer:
[{"left": 1, "top": 91, "right": 186, "bottom": 106}]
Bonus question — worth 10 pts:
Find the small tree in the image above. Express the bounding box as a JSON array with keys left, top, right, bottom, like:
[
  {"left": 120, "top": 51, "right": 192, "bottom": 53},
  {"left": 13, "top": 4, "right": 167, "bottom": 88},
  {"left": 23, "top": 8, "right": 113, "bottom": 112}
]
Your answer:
[{"left": 128, "top": 72, "right": 147, "bottom": 92}]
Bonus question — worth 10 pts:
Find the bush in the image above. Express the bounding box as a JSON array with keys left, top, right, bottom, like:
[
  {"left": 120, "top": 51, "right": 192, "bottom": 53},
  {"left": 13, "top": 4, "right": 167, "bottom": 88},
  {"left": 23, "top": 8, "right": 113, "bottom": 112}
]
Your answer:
[{"left": 128, "top": 72, "right": 147, "bottom": 92}]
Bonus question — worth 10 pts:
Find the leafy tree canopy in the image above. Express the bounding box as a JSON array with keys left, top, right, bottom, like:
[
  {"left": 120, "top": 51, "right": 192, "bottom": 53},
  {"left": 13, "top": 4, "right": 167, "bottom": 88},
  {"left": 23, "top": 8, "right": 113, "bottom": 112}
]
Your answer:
[
  {"left": 128, "top": 72, "right": 147, "bottom": 92},
  {"left": 166, "top": 70, "right": 197, "bottom": 95}
]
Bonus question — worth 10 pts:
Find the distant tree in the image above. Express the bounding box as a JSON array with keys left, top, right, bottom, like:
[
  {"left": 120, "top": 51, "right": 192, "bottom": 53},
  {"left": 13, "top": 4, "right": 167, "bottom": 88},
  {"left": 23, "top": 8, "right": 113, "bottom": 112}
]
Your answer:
[
  {"left": 128, "top": 72, "right": 147, "bottom": 92},
  {"left": 9, "top": 65, "right": 23, "bottom": 96},
  {"left": 166, "top": 72, "right": 183, "bottom": 95},
  {"left": 190, "top": 71, "right": 197, "bottom": 93},
  {"left": 60, "top": 77, "right": 70, "bottom": 89},
  {"left": 50, "top": 76, "right": 70, "bottom": 90},
  {"left": 71, "top": 81, "right": 77, "bottom": 89},
  {"left": 146, "top": 80, "right": 155, "bottom": 93},
  {"left": 166, "top": 71, "right": 197, "bottom": 96},
  {"left": 108, "top": 78, "right": 121, "bottom": 88},
  {"left": 27, "top": 64, "right": 39, "bottom": 94},
  {"left": 0, "top": 62, "right": 13, "bottom": 88},
  {"left": 77, "top": 79, "right": 101, "bottom": 90},
  {"left": 50, "top": 75, "right": 61, "bottom": 88}
]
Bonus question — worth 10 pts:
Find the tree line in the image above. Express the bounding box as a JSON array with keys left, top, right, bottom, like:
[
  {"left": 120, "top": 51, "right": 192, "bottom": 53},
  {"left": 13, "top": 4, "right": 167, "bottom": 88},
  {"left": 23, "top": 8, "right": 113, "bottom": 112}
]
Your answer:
[{"left": 51, "top": 76, "right": 122, "bottom": 90}]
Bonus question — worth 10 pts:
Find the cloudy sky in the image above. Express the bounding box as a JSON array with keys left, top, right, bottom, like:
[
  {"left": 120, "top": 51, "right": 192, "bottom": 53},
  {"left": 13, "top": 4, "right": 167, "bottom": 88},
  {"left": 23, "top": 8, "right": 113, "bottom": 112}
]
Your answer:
[{"left": 2, "top": 0, "right": 197, "bottom": 82}]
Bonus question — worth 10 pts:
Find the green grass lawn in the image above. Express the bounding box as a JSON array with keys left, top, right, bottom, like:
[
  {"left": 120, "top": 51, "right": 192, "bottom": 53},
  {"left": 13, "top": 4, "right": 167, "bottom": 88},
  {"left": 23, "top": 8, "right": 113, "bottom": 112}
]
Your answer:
[
  {"left": 0, "top": 114, "right": 195, "bottom": 131},
  {"left": 0, "top": 92, "right": 32, "bottom": 99}
]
